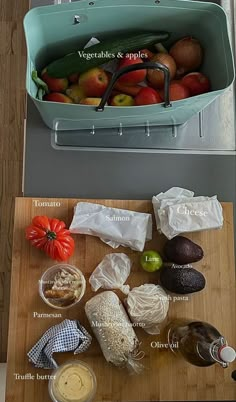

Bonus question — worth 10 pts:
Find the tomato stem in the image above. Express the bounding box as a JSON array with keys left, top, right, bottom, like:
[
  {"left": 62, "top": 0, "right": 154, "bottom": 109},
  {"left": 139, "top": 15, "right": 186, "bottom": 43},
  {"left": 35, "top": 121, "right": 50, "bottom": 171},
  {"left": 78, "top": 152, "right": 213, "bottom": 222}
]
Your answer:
[{"left": 46, "top": 231, "right": 57, "bottom": 240}]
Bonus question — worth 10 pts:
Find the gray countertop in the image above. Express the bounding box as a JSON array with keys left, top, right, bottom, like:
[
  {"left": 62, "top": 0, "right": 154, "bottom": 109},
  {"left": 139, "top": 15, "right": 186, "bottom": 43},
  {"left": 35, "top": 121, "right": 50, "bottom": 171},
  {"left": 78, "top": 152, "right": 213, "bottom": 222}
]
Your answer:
[{"left": 24, "top": 99, "right": 236, "bottom": 201}]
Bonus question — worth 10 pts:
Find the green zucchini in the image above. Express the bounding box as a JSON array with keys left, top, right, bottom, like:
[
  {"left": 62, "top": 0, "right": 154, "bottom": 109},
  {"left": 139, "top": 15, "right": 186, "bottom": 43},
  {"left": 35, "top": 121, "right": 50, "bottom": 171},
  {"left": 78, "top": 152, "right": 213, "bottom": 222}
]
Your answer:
[{"left": 46, "top": 31, "right": 170, "bottom": 78}]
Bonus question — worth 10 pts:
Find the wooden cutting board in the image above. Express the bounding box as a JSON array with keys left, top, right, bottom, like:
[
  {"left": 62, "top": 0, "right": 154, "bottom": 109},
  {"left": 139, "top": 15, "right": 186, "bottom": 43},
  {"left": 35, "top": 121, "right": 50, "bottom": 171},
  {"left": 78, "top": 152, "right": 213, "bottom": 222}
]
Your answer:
[{"left": 6, "top": 197, "right": 236, "bottom": 402}]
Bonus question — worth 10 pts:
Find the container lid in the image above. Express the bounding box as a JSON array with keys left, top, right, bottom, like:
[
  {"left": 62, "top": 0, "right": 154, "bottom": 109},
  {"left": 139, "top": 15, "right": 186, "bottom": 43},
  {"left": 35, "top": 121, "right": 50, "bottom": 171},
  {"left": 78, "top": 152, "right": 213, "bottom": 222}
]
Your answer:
[
  {"left": 49, "top": 360, "right": 97, "bottom": 402},
  {"left": 219, "top": 346, "right": 236, "bottom": 363}
]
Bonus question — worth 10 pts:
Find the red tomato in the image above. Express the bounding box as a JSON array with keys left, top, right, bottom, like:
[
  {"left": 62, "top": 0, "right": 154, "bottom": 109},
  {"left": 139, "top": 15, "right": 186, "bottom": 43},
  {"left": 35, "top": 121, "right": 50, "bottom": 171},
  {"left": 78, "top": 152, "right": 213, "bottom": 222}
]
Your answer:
[{"left": 25, "top": 216, "right": 74, "bottom": 261}]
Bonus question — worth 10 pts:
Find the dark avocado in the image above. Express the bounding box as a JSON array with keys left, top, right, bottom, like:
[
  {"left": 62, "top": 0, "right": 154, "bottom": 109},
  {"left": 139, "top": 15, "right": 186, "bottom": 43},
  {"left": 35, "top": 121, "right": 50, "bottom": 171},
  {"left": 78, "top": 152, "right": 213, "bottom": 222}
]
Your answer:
[
  {"left": 164, "top": 236, "right": 204, "bottom": 265},
  {"left": 160, "top": 266, "right": 206, "bottom": 294}
]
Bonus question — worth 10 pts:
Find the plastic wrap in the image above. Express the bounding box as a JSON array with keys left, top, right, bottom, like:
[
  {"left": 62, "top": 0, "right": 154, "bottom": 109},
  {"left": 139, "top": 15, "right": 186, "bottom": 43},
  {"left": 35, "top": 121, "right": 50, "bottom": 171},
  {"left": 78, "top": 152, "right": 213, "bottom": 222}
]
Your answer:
[
  {"left": 89, "top": 253, "right": 131, "bottom": 294},
  {"left": 85, "top": 291, "right": 144, "bottom": 373},
  {"left": 89, "top": 255, "right": 169, "bottom": 334},
  {"left": 126, "top": 284, "right": 169, "bottom": 335}
]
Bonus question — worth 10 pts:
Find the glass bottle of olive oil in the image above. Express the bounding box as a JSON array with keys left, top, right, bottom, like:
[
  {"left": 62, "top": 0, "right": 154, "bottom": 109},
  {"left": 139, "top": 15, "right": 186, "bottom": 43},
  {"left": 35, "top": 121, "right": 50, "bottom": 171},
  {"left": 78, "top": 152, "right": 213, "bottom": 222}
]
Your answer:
[{"left": 166, "top": 319, "right": 236, "bottom": 367}]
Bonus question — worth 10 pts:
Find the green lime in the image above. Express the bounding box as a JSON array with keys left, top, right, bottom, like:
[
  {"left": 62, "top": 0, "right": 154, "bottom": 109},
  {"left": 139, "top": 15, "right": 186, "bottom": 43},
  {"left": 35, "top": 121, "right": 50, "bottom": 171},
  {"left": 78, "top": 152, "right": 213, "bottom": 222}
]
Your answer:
[{"left": 140, "top": 250, "right": 163, "bottom": 272}]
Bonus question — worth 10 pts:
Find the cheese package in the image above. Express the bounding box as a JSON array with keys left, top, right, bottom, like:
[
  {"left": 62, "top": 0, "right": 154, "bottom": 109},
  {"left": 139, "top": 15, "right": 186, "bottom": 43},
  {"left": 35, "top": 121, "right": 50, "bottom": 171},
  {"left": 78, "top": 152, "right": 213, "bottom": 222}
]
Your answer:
[
  {"left": 152, "top": 188, "right": 223, "bottom": 239},
  {"left": 152, "top": 187, "right": 194, "bottom": 230}
]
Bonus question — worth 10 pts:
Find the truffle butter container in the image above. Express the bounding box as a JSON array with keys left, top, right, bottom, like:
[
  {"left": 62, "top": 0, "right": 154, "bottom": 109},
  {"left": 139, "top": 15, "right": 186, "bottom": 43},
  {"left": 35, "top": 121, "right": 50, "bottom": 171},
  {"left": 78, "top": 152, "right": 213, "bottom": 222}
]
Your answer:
[{"left": 49, "top": 360, "right": 97, "bottom": 402}]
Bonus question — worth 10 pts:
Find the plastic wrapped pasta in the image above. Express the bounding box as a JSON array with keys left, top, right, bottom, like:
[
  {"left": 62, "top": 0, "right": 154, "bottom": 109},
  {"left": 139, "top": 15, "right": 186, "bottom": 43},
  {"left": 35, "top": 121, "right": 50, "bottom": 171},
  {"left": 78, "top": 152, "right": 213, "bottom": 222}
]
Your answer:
[
  {"left": 85, "top": 291, "right": 144, "bottom": 373},
  {"left": 126, "top": 284, "right": 169, "bottom": 334}
]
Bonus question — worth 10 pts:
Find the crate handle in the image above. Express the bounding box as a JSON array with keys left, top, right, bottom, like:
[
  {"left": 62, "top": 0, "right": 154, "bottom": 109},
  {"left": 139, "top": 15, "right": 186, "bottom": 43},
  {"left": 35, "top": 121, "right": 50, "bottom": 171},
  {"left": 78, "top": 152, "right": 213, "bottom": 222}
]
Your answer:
[{"left": 96, "top": 61, "right": 172, "bottom": 112}]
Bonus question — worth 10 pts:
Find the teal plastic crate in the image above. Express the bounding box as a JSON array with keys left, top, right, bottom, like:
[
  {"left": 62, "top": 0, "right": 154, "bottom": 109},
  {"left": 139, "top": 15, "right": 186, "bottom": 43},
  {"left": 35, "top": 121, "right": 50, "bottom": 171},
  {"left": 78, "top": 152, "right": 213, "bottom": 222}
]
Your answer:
[{"left": 24, "top": 0, "right": 235, "bottom": 130}]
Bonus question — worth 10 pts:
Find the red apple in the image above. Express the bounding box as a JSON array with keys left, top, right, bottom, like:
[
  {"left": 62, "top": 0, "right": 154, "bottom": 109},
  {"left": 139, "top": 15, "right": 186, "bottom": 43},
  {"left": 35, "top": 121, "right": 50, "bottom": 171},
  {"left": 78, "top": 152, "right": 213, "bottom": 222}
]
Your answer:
[
  {"left": 160, "top": 82, "right": 190, "bottom": 101},
  {"left": 80, "top": 98, "right": 102, "bottom": 106},
  {"left": 110, "top": 94, "right": 135, "bottom": 106},
  {"left": 79, "top": 68, "right": 109, "bottom": 97},
  {"left": 135, "top": 87, "right": 162, "bottom": 106},
  {"left": 182, "top": 72, "right": 211, "bottom": 96},
  {"left": 114, "top": 81, "right": 142, "bottom": 97},
  {"left": 41, "top": 68, "right": 68, "bottom": 92},
  {"left": 43, "top": 93, "right": 73, "bottom": 103},
  {"left": 117, "top": 54, "right": 146, "bottom": 85}
]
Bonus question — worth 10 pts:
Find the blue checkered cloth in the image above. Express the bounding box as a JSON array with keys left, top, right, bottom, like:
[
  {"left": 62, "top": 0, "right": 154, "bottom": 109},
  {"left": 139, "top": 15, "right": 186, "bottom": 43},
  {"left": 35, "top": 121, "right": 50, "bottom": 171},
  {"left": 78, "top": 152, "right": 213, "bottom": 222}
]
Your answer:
[{"left": 27, "top": 319, "right": 92, "bottom": 369}]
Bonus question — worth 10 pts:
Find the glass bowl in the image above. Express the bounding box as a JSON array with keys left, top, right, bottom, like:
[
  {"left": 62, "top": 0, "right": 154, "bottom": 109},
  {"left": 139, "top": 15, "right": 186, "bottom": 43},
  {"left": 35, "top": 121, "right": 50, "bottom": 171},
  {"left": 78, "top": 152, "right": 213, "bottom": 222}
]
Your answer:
[
  {"left": 48, "top": 360, "right": 97, "bottom": 402},
  {"left": 39, "top": 264, "right": 86, "bottom": 310}
]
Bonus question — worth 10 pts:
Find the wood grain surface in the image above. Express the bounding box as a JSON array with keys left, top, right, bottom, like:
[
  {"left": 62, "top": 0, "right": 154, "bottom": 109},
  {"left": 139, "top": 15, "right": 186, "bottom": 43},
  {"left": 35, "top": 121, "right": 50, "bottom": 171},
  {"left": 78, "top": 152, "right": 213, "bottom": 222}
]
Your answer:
[
  {"left": 0, "top": 0, "right": 28, "bottom": 362},
  {"left": 6, "top": 197, "right": 236, "bottom": 402}
]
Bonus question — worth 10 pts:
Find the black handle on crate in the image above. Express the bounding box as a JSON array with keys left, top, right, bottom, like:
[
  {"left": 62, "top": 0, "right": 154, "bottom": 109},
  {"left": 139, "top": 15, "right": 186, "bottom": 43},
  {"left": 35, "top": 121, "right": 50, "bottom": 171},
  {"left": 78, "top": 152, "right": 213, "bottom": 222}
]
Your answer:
[{"left": 96, "top": 61, "right": 172, "bottom": 112}]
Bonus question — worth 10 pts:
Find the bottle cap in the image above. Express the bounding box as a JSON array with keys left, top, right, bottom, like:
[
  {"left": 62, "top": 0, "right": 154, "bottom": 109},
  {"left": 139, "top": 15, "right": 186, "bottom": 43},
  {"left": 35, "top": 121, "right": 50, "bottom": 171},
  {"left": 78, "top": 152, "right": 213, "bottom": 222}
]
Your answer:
[{"left": 219, "top": 346, "right": 236, "bottom": 363}]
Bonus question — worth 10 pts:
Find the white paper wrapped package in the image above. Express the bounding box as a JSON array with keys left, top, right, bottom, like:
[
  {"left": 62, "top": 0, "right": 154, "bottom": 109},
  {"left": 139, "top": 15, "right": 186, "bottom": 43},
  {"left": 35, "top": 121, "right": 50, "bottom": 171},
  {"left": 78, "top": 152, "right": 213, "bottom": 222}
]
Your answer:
[
  {"left": 89, "top": 253, "right": 131, "bottom": 294},
  {"left": 152, "top": 188, "right": 223, "bottom": 239},
  {"left": 167, "top": 198, "right": 223, "bottom": 234},
  {"left": 89, "top": 254, "right": 169, "bottom": 334},
  {"left": 85, "top": 291, "right": 144, "bottom": 373},
  {"left": 158, "top": 195, "right": 217, "bottom": 235},
  {"left": 158, "top": 197, "right": 223, "bottom": 239},
  {"left": 69, "top": 202, "right": 152, "bottom": 251},
  {"left": 152, "top": 187, "right": 194, "bottom": 230}
]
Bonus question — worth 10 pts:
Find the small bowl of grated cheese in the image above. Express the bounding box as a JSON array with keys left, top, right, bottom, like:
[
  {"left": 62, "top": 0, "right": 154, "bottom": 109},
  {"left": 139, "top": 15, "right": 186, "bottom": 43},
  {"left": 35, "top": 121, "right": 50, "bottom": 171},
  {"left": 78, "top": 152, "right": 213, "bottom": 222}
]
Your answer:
[{"left": 39, "top": 264, "right": 86, "bottom": 309}]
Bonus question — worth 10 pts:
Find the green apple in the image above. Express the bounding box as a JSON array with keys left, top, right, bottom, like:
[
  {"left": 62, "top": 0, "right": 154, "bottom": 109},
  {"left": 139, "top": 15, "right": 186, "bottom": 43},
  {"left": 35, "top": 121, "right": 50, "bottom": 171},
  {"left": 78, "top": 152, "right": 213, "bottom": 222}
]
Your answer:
[{"left": 140, "top": 250, "right": 163, "bottom": 272}]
